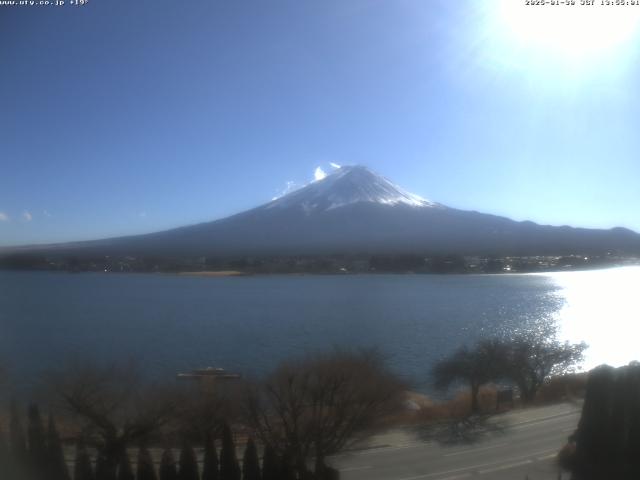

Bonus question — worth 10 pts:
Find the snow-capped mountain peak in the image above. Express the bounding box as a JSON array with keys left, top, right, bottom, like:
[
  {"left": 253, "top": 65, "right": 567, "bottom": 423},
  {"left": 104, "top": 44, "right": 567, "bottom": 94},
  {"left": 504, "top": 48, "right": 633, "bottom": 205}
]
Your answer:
[
  {"left": 7, "top": 165, "right": 640, "bottom": 259},
  {"left": 265, "top": 165, "right": 440, "bottom": 213}
]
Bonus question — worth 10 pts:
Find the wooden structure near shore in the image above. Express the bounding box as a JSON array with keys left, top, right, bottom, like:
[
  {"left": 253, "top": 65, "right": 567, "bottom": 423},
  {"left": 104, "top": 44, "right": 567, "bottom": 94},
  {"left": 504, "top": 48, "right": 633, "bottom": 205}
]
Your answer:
[{"left": 177, "top": 367, "right": 242, "bottom": 391}]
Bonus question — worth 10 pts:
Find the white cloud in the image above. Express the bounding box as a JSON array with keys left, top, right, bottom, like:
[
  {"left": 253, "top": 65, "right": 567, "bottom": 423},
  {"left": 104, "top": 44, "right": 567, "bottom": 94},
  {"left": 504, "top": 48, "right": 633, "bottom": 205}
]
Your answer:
[
  {"left": 330, "top": 162, "right": 342, "bottom": 169},
  {"left": 314, "top": 166, "right": 327, "bottom": 181},
  {"left": 139, "top": 211, "right": 147, "bottom": 218},
  {"left": 22, "top": 211, "right": 32, "bottom": 222},
  {"left": 272, "top": 180, "right": 301, "bottom": 200},
  {"left": 43, "top": 210, "right": 52, "bottom": 217},
  {"left": 0, "top": 212, "right": 8, "bottom": 221}
]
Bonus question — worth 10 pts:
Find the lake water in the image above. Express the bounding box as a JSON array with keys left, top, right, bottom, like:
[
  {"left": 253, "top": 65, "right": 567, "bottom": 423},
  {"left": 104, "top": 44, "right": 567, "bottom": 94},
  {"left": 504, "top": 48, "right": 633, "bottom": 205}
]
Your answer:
[{"left": 1, "top": 267, "right": 638, "bottom": 391}]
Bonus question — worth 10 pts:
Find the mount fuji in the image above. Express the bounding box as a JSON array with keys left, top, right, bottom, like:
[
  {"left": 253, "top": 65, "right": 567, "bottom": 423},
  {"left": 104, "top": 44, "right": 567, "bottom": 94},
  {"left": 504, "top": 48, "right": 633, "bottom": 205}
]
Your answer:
[{"left": 5, "top": 166, "right": 640, "bottom": 258}]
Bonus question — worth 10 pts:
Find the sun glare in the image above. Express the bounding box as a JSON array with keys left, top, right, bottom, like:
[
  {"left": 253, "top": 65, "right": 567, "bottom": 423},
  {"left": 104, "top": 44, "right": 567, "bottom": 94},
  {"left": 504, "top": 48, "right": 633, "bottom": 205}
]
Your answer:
[
  {"left": 500, "top": 1, "right": 640, "bottom": 56},
  {"left": 487, "top": 1, "right": 640, "bottom": 72},
  {"left": 546, "top": 266, "right": 640, "bottom": 370}
]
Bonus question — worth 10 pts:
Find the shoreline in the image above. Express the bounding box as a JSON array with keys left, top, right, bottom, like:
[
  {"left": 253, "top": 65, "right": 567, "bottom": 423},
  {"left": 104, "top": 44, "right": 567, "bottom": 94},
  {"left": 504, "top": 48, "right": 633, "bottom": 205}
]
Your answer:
[
  {"left": 177, "top": 270, "right": 247, "bottom": 277},
  {"left": 2, "top": 262, "right": 639, "bottom": 277}
]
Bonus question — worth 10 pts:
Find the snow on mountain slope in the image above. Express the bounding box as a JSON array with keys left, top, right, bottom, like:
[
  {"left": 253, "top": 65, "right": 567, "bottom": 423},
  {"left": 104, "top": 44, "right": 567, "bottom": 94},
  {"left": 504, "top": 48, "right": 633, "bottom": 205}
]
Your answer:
[
  {"left": 4, "top": 165, "right": 640, "bottom": 258},
  {"left": 264, "top": 165, "right": 441, "bottom": 213}
]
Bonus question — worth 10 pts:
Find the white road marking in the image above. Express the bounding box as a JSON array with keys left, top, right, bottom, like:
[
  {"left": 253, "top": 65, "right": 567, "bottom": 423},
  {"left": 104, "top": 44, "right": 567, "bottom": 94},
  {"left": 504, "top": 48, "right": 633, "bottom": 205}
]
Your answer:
[
  {"left": 394, "top": 448, "right": 558, "bottom": 480},
  {"left": 509, "top": 411, "right": 580, "bottom": 428},
  {"left": 340, "top": 443, "right": 430, "bottom": 457},
  {"left": 396, "top": 468, "right": 473, "bottom": 480},
  {"left": 339, "top": 409, "right": 578, "bottom": 460},
  {"left": 343, "top": 412, "right": 574, "bottom": 459},
  {"left": 536, "top": 453, "right": 558, "bottom": 461},
  {"left": 510, "top": 415, "right": 579, "bottom": 431},
  {"left": 478, "top": 459, "right": 533, "bottom": 474},
  {"left": 443, "top": 442, "right": 508, "bottom": 457},
  {"left": 437, "top": 474, "right": 472, "bottom": 480},
  {"left": 340, "top": 465, "right": 372, "bottom": 472}
]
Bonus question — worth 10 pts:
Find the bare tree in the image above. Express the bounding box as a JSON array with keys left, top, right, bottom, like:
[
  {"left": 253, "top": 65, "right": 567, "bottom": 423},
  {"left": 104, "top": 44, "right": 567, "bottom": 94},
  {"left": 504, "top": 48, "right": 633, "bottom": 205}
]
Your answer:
[
  {"left": 49, "top": 362, "right": 178, "bottom": 479},
  {"left": 245, "top": 349, "right": 404, "bottom": 478},
  {"left": 432, "top": 339, "right": 507, "bottom": 414},
  {"left": 504, "top": 335, "right": 587, "bottom": 404},
  {"left": 171, "top": 381, "right": 242, "bottom": 443},
  {"left": 433, "top": 328, "right": 587, "bottom": 410}
]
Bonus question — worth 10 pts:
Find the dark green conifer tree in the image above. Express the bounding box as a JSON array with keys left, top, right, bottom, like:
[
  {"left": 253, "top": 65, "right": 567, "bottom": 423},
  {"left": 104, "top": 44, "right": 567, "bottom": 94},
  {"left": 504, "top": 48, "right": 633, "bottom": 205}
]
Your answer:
[
  {"left": 117, "top": 451, "right": 135, "bottom": 480},
  {"left": 159, "top": 448, "right": 178, "bottom": 480},
  {"left": 178, "top": 442, "right": 199, "bottom": 480},
  {"left": 9, "top": 401, "right": 27, "bottom": 463},
  {"left": 47, "top": 415, "right": 70, "bottom": 480},
  {"left": 241, "top": 439, "right": 260, "bottom": 480},
  {"left": 27, "top": 404, "right": 47, "bottom": 477},
  {"left": 279, "top": 452, "right": 296, "bottom": 480},
  {"left": 260, "top": 445, "right": 278, "bottom": 480},
  {"left": 74, "top": 442, "right": 95, "bottom": 480},
  {"left": 0, "top": 423, "right": 12, "bottom": 480},
  {"left": 95, "top": 452, "right": 113, "bottom": 480},
  {"left": 202, "top": 437, "right": 219, "bottom": 480},
  {"left": 137, "top": 446, "right": 158, "bottom": 480},
  {"left": 220, "top": 424, "right": 240, "bottom": 480}
]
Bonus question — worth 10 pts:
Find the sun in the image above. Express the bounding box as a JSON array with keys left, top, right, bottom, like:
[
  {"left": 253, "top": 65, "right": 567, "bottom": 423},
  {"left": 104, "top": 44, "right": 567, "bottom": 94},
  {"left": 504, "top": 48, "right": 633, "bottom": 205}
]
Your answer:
[{"left": 491, "top": 0, "right": 640, "bottom": 66}]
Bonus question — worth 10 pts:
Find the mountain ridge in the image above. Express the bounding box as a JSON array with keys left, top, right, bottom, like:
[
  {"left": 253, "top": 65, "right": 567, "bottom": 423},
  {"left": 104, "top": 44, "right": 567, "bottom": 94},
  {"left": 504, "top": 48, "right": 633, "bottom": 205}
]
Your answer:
[{"left": 2, "top": 165, "right": 640, "bottom": 258}]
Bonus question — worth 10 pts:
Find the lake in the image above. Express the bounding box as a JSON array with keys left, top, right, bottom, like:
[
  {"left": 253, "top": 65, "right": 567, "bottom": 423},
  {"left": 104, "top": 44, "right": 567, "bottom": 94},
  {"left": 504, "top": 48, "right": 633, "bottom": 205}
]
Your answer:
[{"left": 1, "top": 267, "right": 638, "bottom": 391}]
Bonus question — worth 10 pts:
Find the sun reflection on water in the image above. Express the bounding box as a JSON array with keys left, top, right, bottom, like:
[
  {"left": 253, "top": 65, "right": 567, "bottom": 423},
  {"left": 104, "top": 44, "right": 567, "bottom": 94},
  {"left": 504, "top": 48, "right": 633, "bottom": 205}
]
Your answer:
[{"left": 541, "top": 266, "right": 640, "bottom": 370}]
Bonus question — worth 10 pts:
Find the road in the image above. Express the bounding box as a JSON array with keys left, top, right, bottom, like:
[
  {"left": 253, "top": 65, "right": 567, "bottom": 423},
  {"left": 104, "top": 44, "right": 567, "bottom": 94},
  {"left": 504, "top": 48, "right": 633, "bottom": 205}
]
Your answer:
[{"left": 331, "top": 402, "right": 580, "bottom": 480}]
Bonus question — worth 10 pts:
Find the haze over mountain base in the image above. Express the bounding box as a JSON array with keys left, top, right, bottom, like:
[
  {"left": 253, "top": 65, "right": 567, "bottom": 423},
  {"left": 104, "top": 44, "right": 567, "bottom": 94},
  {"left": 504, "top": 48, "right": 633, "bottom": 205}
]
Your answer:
[{"left": 1, "top": 167, "right": 639, "bottom": 269}]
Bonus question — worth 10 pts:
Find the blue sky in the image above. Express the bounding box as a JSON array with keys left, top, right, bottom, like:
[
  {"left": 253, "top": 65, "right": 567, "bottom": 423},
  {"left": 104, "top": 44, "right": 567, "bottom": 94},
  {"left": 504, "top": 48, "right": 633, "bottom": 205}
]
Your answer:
[{"left": 1, "top": 0, "right": 639, "bottom": 246}]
